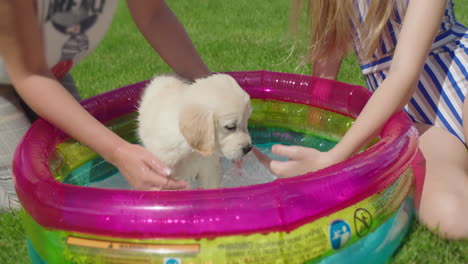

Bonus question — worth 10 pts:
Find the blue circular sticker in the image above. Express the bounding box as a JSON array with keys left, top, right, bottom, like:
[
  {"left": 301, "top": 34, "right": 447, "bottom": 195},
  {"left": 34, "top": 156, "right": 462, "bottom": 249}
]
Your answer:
[
  {"left": 164, "top": 258, "right": 181, "bottom": 264},
  {"left": 329, "top": 220, "right": 352, "bottom": 250}
]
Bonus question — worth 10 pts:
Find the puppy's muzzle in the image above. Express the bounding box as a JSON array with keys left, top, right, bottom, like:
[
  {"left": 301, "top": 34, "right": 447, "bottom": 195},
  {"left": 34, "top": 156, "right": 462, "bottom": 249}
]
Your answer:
[{"left": 242, "top": 144, "right": 252, "bottom": 155}]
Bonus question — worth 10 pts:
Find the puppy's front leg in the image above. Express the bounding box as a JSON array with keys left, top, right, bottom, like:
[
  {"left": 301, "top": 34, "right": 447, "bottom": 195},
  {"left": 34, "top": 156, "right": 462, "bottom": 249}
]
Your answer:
[{"left": 197, "top": 156, "right": 222, "bottom": 189}]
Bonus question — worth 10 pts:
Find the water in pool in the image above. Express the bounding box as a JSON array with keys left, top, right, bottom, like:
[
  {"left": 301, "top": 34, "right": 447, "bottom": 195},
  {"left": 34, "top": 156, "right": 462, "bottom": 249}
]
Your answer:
[{"left": 87, "top": 144, "right": 283, "bottom": 189}]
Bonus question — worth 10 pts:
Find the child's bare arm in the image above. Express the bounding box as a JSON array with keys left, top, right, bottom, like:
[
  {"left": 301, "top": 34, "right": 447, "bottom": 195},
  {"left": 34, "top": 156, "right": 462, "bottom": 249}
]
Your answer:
[
  {"left": 312, "top": 48, "right": 345, "bottom": 80},
  {"left": 328, "top": 0, "right": 447, "bottom": 162},
  {"left": 126, "top": 0, "right": 210, "bottom": 80},
  {"left": 0, "top": 0, "right": 187, "bottom": 190},
  {"left": 255, "top": 0, "right": 447, "bottom": 177}
]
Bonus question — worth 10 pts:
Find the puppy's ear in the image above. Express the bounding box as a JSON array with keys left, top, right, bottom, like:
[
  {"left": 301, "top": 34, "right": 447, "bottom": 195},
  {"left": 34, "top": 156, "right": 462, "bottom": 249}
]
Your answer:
[{"left": 179, "top": 104, "right": 216, "bottom": 156}]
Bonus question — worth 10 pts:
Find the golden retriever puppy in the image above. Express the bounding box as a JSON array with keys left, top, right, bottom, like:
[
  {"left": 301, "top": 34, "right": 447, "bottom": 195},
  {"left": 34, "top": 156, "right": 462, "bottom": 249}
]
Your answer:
[{"left": 137, "top": 74, "right": 252, "bottom": 189}]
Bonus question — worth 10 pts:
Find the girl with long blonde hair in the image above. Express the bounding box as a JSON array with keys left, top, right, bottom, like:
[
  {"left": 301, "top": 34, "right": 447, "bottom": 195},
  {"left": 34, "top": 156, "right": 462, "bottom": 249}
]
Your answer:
[{"left": 256, "top": 0, "right": 468, "bottom": 240}]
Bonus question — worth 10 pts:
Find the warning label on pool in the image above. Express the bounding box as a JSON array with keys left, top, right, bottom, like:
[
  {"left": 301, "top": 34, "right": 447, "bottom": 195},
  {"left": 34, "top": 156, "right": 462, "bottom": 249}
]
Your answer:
[{"left": 217, "top": 229, "right": 327, "bottom": 263}]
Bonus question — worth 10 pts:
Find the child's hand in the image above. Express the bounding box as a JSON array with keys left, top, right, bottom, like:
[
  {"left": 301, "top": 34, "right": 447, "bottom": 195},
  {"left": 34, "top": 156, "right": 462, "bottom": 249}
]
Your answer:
[
  {"left": 253, "top": 145, "right": 339, "bottom": 178},
  {"left": 110, "top": 142, "right": 189, "bottom": 190}
]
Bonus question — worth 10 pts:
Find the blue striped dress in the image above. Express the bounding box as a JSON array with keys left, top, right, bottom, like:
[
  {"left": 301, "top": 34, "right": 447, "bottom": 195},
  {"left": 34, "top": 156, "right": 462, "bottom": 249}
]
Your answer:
[{"left": 354, "top": 0, "right": 467, "bottom": 144}]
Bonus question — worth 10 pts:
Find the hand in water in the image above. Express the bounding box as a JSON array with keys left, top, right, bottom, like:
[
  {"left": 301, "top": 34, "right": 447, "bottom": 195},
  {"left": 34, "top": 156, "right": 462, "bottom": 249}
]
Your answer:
[
  {"left": 111, "top": 142, "right": 189, "bottom": 190},
  {"left": 253, "top": 145, "right": 339, "bottom": 178}
]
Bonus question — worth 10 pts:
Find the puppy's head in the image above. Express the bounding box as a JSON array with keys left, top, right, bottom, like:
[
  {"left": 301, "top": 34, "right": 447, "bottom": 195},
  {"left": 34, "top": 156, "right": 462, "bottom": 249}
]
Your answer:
[{"left": 179, "top": 74, "right": 252, "bottom": 160}]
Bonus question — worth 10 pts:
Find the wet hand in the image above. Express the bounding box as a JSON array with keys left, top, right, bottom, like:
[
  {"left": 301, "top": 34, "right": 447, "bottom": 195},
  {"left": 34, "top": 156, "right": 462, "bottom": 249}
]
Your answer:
[
  {"left": 111, "top": 142, "right": 189, "bottom": 190},
  {"left": 253, "top": 145, "right": 338, "bottom": 178}
]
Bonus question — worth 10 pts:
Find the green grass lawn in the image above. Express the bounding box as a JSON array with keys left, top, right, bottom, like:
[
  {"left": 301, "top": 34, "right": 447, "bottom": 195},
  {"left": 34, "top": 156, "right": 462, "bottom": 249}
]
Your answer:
[{"left": 1, "top": 0, "right": 468, "bottom": 263}]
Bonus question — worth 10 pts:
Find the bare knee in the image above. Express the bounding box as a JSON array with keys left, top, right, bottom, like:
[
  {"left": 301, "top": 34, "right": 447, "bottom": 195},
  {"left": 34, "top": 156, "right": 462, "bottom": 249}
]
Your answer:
[
  {"left": 414, "top": 124, "right": 468, "bottom": 239},
  {"left": 419, "top": 188, "right": 468, "bottom": 240}
]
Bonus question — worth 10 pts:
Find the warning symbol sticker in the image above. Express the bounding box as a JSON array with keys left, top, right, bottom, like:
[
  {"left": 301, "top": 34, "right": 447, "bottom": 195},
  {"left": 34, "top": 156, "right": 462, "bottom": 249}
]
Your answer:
[{"left": 354, "top": 208, "right": 373, "bottom": 237}]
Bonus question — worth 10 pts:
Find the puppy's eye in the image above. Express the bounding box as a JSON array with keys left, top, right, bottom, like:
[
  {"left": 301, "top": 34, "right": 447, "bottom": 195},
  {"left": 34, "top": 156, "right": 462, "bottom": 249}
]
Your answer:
[{"left": 225, "top": 124, "right": 237, "bottom": 131}]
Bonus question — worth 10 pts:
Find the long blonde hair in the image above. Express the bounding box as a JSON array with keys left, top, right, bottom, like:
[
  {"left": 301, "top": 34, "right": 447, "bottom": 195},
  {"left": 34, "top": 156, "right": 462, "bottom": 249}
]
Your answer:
[{"left": 289, "top": 0, "right": 394, "bottom": 64}]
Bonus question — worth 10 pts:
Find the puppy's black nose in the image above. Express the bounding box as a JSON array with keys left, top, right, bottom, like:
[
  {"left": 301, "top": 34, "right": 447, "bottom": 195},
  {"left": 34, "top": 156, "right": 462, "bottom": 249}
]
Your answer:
[{"left": 242, "top": 144, "right": 252, "bottom": 155}]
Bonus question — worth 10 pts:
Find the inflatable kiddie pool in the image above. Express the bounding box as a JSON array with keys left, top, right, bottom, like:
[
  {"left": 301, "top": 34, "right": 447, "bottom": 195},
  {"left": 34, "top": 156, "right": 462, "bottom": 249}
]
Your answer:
[{"left": 13, "top": 71, "right": 423, "bottom": 264}]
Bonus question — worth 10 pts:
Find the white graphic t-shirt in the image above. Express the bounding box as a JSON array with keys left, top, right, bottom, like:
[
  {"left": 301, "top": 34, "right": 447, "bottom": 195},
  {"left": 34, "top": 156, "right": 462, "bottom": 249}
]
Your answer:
[{"left": 0, "top": 0, "right": 118, "bottom": 84}]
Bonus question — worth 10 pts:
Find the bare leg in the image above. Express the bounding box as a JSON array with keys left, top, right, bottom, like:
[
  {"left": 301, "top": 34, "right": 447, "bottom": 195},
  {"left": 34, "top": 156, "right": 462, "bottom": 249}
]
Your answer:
[
  {"left": 0, "top": 74, "right": 80, "bottom": 212},
  {"left": 415, "top": 123, "right": 468, "bottom": 240},
  {"left": 464, "top": 98, "right": 468, "bottom": 142},
  {"left": 0, "top": 85, "right": 31, "bottom": 212}
]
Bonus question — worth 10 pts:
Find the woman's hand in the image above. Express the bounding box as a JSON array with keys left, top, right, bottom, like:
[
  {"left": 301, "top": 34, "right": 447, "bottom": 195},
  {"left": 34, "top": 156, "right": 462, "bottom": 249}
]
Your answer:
[
  {"left": 111, "top": 142, "right": 189, "bottom": 191},
  {"left": 253, "top": 145, "right": 343, "bottom": 178}
]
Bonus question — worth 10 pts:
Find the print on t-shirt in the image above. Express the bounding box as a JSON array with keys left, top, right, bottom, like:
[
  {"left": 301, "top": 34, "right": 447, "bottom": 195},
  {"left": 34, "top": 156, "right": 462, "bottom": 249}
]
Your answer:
[{"left": 44, "top": 0, "right": 107, "bottom": 78}]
